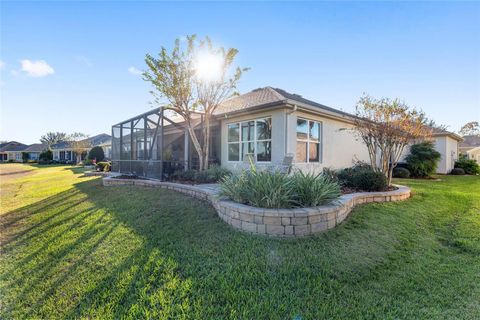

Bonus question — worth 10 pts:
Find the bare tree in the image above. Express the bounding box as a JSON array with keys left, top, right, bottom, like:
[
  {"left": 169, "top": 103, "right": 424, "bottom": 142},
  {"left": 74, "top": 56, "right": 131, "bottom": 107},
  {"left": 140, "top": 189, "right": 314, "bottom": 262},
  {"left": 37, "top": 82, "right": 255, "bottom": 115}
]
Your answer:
[
  {"left": 40, "top": 132, "right": 67, "bottom": 148},
  {"left": 143, "top": 35, "right": 247, "bottom": 170},
  {"left": 68, "top": 132, "right": 90, "bottom": 164},
  {"left": 354, "top": 95, "right": 432, "bottom": 186}
]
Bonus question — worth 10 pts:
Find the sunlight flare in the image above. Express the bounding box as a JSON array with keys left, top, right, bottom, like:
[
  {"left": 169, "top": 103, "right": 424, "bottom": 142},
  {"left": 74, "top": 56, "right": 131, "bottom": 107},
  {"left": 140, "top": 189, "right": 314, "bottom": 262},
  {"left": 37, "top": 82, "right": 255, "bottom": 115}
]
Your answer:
[{"left": 194, "top": 51, "right": 223, "bottom": 82}]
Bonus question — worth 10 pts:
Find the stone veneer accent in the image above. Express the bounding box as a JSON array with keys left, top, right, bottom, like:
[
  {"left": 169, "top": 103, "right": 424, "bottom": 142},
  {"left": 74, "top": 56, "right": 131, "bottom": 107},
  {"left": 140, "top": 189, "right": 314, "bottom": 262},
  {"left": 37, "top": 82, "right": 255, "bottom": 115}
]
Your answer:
[{"left": 103, "top": 176, "right": 410, "bottom": 238}]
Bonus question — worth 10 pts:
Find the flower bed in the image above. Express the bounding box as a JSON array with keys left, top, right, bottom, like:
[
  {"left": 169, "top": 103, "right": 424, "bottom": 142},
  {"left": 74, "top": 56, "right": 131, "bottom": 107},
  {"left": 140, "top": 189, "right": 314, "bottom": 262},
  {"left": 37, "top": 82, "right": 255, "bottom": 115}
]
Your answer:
[{"left": 103, "top": 176, "right": 410, "bottom": 238}]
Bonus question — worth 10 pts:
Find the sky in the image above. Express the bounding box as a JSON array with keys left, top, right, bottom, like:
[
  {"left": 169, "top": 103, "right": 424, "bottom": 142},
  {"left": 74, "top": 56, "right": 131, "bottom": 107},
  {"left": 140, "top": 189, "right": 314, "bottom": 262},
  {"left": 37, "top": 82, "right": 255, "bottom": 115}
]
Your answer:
[{"left": 1, "top": 1, "right": 479, "bottom": 144}]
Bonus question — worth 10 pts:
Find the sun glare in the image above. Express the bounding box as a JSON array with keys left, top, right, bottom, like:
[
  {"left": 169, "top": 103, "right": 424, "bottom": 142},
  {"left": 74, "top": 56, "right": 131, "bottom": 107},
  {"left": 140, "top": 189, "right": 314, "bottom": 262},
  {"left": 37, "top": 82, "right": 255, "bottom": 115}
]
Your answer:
[{"left": 194, "top": 52, "right": 223, "bottom": 82}]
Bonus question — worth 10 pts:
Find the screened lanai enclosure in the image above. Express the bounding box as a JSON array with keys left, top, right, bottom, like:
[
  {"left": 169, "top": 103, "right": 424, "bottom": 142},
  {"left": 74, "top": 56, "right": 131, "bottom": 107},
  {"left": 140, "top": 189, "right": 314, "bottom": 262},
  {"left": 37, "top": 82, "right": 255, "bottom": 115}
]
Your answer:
[{"left": 111, "top": 107, "right": 220, "bottom": 180}]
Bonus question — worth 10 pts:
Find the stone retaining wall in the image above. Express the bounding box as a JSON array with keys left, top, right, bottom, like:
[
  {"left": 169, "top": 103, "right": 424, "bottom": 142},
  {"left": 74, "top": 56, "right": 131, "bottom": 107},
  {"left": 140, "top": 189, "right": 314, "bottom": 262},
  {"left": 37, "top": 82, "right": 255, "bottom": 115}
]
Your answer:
[{"left": 103, "top": 176, "right": 410, "bottom": 238}]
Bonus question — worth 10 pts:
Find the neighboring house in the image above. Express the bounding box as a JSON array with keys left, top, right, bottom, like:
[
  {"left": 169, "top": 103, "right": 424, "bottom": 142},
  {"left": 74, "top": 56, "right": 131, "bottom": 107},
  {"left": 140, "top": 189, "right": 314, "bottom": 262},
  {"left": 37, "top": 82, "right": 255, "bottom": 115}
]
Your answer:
[
  {"left": 431, "top": 130, "right": 463, "bottom": 174},
  {"left": 459, "top": 135, "right": 480, "bottom": 163},
  {"left": 0, "top": 141, "right": 47, "bottom": 162},
  {"left": 51, "top": 133, "right": 111, "bottom": 163},
  {"left": 22, "top": 143, "right": 48, "bottom": 161},
  {"left": 110, "top": 87, "right": 462, "bottom": 179},
  {"left": 466, "top": 146, "right": 480, "bottom": 163}
]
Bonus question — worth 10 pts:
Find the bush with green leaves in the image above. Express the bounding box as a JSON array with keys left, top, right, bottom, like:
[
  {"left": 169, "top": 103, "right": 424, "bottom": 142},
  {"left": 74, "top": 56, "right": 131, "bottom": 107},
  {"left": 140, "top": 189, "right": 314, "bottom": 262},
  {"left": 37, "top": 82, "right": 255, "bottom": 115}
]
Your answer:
[
  {"left": 39, "top": 150, "right": 53, "bottom": 162},
  {"left": 172, "top": 165, "right": 231, "bottom": 183},
  {"left": 219, "top": 167, "right": 341, "bottom": 209},
  {"left": 454, "top": 158, "right": 480, "bottom": 175},
  {"left": 88, "top": 146, "right": 105, "bottom": 162},
  {"left": 406, "top": 141, "right": 441, "bottom": 178},
  {"left": 195, "top": 165, "right": 231, "bottom": 183},
  {"left": 393, "top": 167, "right": 410, "bottom": 178},
  {"left": 450, "top": 168, "right": 465, "bottom": 175},
  {"left": 96, "top": 161, "right": 111, "bottom": 172},
  {"left": 337, "top": 163, "right": 388, "bottom": 192},
  {"left": 291, "top": 171, "right": 341, "bottom": 207}
]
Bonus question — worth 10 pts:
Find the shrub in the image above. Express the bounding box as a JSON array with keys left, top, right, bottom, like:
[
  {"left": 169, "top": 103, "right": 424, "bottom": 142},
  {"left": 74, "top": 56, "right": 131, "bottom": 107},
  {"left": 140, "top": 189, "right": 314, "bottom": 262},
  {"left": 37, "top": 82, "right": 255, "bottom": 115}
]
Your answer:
[
  {"left": 322, "top": 167, "right": 338, "bottom": 183},
  {"left": 337, "top": 163, "right": 388, "bottom": 192},
  {"left": 291, "top": 171, "right": 341, "bottom": 207},
  {"left": 454, "top": 158, "right": 480, "bottom": 175},
  {"left": 39, "top": 150, "right": 53, "bottom": 162},
  {"left": 22, "top": 152, "right": 29, "bottom": 163},
  {"left": 172, "top": 169, "right": 197, "bottom": 182},
  {"left": 88, "top": 146, "right": 105, "bottom": 162},
  {"left": 96, "top": 161, "right": 111, "bottom": 172},
  {"left": 450, "top": 168, "right": 465, "bottom": 175},
  {"left": 195, "top": 165, "right": 231, "bottom": 183},
  {"left": 172, "top": 165, "right": 231, "bottom": 183},
  {"left": 83, "top": 159, "right": 93, "bottom": 166},
  {"left": 393, "top": 167, "right": 410, "bottom": 178},
  {"left": 220, "top": 169, "right": 296, "bottom": 209},
  {"left": 219, "top": 167, "right": 342, "bottom": 209},
  {"left": 406, "top": 141, "right": 441, "bottom": 178}
]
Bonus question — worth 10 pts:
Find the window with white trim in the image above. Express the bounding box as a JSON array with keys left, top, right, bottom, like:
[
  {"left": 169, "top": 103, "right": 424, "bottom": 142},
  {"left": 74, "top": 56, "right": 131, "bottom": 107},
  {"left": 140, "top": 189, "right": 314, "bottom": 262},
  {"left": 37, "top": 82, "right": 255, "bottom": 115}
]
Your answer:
[
  {"left": 296, "top": 118, "right": 322, "bottom": 163},
  {"left": 228, "top": 117, "right": 272, "bottom": 162}
]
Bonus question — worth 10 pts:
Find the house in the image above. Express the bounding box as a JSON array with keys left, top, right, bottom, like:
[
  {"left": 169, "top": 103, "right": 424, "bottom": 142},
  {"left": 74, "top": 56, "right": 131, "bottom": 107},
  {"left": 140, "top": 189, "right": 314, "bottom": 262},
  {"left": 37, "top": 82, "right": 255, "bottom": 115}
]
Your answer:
[
  {"left": 430, "top": 130, "right": 463, "bottom": 173},
  {"left": 22, "top": 143, "right": 48, "bottom": 161},
  {"left": 51, "top": 133, "right": 111, "bottom": 163},
  {"left": 0, "top": 141, "right": 27, "bottom": 162},
  {"left": 465, "top": 146, "right": 480, "bottom": 163},
  {"left": 0, "top": 141, "right": 47, "bottom": 162},
  {"left": 110, "top": 87, "right": 462, "bottom": 178},
  {"left": 459, "top": 135, "right": 480, "bottom": 163}
]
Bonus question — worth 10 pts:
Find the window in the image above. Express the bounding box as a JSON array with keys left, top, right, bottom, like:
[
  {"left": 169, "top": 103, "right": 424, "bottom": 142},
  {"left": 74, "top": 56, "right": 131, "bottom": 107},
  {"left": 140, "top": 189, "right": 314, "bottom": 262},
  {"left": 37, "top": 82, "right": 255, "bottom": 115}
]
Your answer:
[
  {"left": 296, "top": 118, "right": 322, "bottom": 163},
  {"left": 228, "top": 118, "right": 272, "bottom": 162}
]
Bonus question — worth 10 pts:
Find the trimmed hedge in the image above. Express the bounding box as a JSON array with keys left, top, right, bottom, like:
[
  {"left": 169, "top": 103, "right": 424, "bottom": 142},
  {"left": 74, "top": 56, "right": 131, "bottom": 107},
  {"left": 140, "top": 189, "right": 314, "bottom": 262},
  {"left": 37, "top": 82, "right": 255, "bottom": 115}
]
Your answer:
[
  {"left": 393, "top": 167, "right": 410, "bottom": 178},
  {"left": 88, "top": 146, "right": 105, "bottom": 162},
  {"left": 450, "top": 168, "right": 465, "bottom": 175},
  {"left": 337, "top": 163, "right": 388, "bottom": 192}
]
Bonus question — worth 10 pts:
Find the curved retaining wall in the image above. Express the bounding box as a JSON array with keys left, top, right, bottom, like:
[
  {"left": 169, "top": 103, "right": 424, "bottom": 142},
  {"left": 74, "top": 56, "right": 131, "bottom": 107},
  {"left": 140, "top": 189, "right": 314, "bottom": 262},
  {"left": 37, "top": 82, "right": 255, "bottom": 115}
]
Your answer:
[{"left": 103, "top": 177, "right": 410, "bottom": 238}]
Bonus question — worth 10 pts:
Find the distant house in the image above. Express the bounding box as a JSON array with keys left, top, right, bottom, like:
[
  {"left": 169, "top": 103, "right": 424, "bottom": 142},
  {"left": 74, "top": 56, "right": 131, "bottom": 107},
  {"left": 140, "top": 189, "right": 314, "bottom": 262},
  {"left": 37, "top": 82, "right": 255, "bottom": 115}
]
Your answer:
[
  {"left": 459, "top": 135, "right": 480, "bottom": 163},
  {"left": 110, "top": 87, "right": 463, "bottom": 179},
  {"left": 0, "top": 141, "right": 47, "bottom": 162},
  {"left": 51, "top": 133, "right": 111, "bottom": 163}
]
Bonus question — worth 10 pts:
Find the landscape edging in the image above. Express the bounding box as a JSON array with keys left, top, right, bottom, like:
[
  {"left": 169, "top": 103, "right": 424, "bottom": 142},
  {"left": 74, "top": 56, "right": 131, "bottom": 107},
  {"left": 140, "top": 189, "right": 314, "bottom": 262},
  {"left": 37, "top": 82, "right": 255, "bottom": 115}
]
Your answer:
[{"left": 103, "top": 176, "right": 410, "bottom": 238}]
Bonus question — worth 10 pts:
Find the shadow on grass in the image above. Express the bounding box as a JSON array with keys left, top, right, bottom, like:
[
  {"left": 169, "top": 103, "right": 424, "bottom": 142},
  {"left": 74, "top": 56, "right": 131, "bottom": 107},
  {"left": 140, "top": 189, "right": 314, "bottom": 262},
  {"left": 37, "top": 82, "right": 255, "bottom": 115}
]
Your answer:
[
  {"left": 0, "top": 177, "right": 239, "bottom": 318},
  {"left": 2, "top": 175, "right": 479, "bottom": 319}
]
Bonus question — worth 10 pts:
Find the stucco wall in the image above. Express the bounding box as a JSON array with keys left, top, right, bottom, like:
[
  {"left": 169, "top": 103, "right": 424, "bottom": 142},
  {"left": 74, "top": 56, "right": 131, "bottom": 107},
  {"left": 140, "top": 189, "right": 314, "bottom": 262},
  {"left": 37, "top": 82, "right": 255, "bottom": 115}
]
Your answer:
[
  {"left": 220, "top": 108, "right": 288, "bottom": 171},
  {"left": 467, "top": 148, "right": 480, "bottom": 163},
  {"left": 288, "top": 110, "right": 370, "bottom": 173},
  {"left": 219, "top": 107, "right": 370, "bottom": 173},
  {"left": 433, "top": 136, "right": 459, "bottom": 174}
]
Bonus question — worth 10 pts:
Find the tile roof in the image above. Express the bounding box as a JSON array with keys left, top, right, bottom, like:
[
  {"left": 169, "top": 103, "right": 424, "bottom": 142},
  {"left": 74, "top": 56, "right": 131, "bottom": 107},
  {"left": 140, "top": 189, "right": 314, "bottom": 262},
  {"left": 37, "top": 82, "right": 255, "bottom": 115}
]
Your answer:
[
  {"left": 23, "top": 143, "right": 48, "bottom": 152},
  {"left": 0, "top": 141, "right": 28, "bottom": 152},
  {"left": 214, "top": 87, "right": 355, "bottom": 119},
  {"left": 51, "top": 133, "right": 111, "bottom": 150}
]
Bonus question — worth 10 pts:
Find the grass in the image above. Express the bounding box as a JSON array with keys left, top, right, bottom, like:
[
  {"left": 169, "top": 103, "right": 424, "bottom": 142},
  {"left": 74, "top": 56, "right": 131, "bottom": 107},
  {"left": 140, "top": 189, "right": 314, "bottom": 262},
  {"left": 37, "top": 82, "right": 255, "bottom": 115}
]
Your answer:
[{"left": 1, "top": 164, "right": 479, "bottom": 319}]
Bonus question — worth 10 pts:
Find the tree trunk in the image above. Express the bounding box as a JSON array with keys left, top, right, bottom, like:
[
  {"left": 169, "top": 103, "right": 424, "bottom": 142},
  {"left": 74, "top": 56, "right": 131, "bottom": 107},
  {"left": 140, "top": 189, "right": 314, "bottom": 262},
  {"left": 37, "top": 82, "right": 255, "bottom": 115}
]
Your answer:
[
  {"left": 186, "top": 123, "right": 203, "bottom": 171},
  {"left": 203, "top": 116, "right": 210, "bottom": 171}
]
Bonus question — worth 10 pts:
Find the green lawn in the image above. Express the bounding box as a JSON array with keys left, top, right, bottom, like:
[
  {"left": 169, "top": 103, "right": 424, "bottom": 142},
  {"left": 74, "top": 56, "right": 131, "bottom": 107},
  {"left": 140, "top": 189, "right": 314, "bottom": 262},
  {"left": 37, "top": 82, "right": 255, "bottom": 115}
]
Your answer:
[{"left": 1, "top": 164, "right": 479, "bottom": 319}]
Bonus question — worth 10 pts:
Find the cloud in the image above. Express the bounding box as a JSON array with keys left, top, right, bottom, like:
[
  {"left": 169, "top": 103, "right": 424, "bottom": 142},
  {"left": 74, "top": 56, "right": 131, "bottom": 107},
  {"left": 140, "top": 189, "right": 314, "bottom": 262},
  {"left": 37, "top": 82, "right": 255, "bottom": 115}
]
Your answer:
[
  {"left": 128, "top": 66, "right": 142, "bottom": 76},
  {"left": 21, "top": 59, "right": 55, "bottom": 77}
]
